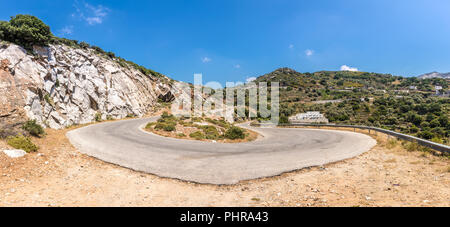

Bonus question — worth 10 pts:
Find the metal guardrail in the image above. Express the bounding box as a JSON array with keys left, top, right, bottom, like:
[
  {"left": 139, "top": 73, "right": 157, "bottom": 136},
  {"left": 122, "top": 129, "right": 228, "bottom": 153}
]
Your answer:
[{"left": 257, "top": 123, "right": 450, "bottom": 153}]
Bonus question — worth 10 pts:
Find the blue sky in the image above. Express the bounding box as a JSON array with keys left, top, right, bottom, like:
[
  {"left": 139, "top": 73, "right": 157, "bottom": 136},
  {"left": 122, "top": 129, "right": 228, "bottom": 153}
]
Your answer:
[{"left": 2, "top": 0, "right": 450, "bottom": 84}]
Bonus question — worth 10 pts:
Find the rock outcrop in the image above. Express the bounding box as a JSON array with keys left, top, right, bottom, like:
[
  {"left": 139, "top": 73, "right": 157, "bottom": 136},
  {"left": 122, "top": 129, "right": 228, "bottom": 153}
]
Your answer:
[{"left": 0, "top": 42, "right": 175, "bottom": 129}]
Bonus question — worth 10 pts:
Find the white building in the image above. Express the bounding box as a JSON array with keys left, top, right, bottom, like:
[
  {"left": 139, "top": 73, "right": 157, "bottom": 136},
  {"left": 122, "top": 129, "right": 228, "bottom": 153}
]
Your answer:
[
  {"left": 289, "top": 112, "right": 329, "bottom": 124},
  {"left": 435, "top": 86, "right": 443, "bottom": 95}
]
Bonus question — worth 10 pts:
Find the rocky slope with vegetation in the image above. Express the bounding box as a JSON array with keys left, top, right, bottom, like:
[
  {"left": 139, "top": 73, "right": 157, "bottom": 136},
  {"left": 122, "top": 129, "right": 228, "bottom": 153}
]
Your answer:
[
  {"left": 0, "top": 15, "right": 176, "bottom": 134},
  {"left": 252, "top": 68, "right": 449, "bottom": 144}
]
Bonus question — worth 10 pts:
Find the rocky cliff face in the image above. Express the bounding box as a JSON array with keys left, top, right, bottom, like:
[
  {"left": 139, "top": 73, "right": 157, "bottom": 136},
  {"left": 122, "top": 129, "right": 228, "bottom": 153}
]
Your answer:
[{"left": 0, "top": 42, "right": 174, "bottom": 129}]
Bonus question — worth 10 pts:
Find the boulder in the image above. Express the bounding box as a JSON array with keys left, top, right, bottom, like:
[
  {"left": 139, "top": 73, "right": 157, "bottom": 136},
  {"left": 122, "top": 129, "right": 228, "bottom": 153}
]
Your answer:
[{"left": 2, "top": 149, "right": 27, "bottom": 158}]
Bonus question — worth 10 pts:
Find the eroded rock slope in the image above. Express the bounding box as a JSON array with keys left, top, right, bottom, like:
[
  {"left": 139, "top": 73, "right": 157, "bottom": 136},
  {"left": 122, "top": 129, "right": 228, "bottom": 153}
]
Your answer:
[{"left": 0, "top": 42, "right": 174, "bottom": 129}]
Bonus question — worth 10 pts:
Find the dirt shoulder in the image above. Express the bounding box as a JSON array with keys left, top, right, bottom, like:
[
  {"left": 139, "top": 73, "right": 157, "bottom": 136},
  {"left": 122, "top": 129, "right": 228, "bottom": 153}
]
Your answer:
[{"left": 0, "top": 124, "right": 449, "bottom": 207}]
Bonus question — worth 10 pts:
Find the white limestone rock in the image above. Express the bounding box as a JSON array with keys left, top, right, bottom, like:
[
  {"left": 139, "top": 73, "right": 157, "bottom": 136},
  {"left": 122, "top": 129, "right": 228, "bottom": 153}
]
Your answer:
[
  {"left": 2, "top": 149, "right": 27, "bottom": 158},
  {"left": 0, "top": 42, "right": 176, "bottom": 128}
]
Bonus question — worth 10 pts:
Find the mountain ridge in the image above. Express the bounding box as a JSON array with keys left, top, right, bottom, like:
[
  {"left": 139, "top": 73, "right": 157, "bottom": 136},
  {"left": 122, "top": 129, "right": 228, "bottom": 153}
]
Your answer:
[{"left": 418, "top": 72, "right": 450, "bottom": 79}]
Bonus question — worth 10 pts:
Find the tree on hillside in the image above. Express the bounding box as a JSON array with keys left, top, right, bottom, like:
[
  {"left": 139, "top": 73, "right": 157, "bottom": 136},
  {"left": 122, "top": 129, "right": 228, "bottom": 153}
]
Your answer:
[{"left": 0, "top": 14, "right": 52, "bottom": 50}]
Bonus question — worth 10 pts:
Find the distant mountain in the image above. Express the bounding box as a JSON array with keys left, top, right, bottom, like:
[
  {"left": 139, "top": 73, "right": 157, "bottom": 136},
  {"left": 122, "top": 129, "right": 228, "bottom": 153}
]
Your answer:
[{"left": 418, "top": 72, "right": 450, "bottom": 79}]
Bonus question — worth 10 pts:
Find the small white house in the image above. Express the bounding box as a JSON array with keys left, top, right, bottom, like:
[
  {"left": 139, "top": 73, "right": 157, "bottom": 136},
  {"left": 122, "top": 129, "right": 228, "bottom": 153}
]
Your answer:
[
  {"left": 289, "top": 112, "right": 329, "bottom": 124},
  {"left": 435, "top": 86, "right": 443, "bottom": 95}
]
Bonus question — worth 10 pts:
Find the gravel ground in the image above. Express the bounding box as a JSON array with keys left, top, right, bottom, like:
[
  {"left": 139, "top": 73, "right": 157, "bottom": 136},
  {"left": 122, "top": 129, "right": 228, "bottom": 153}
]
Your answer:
[{"left": 0, "top": 126, "right": 449, "bottom": 207}]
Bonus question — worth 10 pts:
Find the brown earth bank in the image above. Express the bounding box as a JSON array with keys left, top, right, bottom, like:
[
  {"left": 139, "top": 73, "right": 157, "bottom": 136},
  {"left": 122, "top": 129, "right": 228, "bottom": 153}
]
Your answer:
[{"left": 0, "top": 123, "right": 449, "bottom": 207}]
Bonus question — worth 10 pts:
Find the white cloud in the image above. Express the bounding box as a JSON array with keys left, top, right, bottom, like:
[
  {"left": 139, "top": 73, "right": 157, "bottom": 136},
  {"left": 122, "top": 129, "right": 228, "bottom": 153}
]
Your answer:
[
  {"left": 86, "top": 17, "right": 102, "bottom": 25},
  {"left": 202, "top": 57, "right": 212, "bottom": 63},
  {"left": 246, "top": 77, "right": 257, "bottom": 83},
  {"left": 58, "top": 26, "right": 74, "bottom": 36},
  {"left": 340, "top": 65, "right": 359, "bottom": 72},
  {"left": 305, "top": 49, "right": 314, "bottom": 56},
  {"left": 73, "top": 1, "right": 110, "bottom": 25},
  {"left": 289, "top": 44, "right": 294, "bottom": 49},
  {"left": 234, "top": 64, "right": 241, "bottom": 69}
]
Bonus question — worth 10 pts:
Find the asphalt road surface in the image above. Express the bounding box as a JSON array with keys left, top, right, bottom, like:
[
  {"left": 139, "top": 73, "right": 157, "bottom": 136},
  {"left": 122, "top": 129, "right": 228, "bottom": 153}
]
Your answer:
[{"left": 67, "top": 118, "right": 377, "bottom": 184}]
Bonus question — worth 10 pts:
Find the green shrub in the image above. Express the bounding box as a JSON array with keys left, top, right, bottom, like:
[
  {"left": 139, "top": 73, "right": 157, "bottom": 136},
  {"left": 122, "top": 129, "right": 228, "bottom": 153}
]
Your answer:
[
  {"left": 126, "top": 114, "right": 136, "bottom": 118},
  {"left": 224, "top": 126, "right": 246, "bottom": 140},
  {"left": 180, "top": 121, "right": 194, "bottom": 127},
  {"left": 201, "top": 125, "right": 220, "bottom": 140},
  {"left": 51, "top": 37, "right": 80, "bottom": 48},
  {"left": 44, "top": 94, "right": 54, "bottom": 106},
  {"left": 163, "top": 124, "right": 176, "bottom": 132},
  {"left": 0, "top": 15, "right": 52, "bottom": 51},
  {"left": 430, "top": 119, "right": 441, "bottom": 128},
  {"left": 7, "top": 135, "right": 39, "bottom": 153},
  {"left": 145, "top": 122, "right": 156, "bottom": 129},
  {"left": 191, "top": 117, "right": 203, "bottom": 123},
  {"left": 279, "top": 115, "right": 289, "bottom": 124},
  {"left": 94, "top": 112, "right": 102, "bottom": 122},
  {"left": 79, "top": 41, "right": 90, "bottom": 49},
  {"left": 158, "top": 112, "right": 178, "bottom": 123},
  {"left": 189, "top": 131, "right": 205, "bottom": 140},
  {"left": 177, "top": 133, "right": 186, "bottom": 137},
  {"left": 431, "top": 137, "right": 444, "bottom": 144},
  {"left": 409, "top": 125, "right": 419, "bottom": 133},
  {"left": 22, "top": 120, "right": 45, "bottom": 137},
  {"left": 417, "top": 130, "right": 434, "bottom": 140},
  {"left": 154, "top": 122, "right": 176, "bottom": 132},
  {"left": 206, "top": 118, "right": 231, "bottom": 129},
  {"left": 154, "top": 123, "right": 164, "bottom": 130}
]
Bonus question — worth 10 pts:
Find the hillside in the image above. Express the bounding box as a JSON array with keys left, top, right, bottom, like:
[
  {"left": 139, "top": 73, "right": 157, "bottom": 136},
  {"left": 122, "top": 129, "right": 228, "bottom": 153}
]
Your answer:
[
  {"left": 0, "top": 15, "right": 177, "bottom": 134},
  {"left": 254, "top": 68, "right": 450, "bottom": 144}
]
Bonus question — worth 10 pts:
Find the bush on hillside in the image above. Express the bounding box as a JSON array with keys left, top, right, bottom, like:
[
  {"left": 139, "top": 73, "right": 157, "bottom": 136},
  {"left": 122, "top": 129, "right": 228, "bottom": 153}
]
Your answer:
[
  {"left": 154, "top": 122, "right": 176, "bottom": 132},
  {"left": 7, "top": 135, "right": 39, "bottom": 153},
  {"left": 22, "top": 120, "right": 45, "bottom": 137},
  {"left": 224, "top": 126, "right": 246, "bottom": 140},
  {"left": 145, "top": 122, "right": 156, "bottom": 129},
  {"left": 200, "top": 125, "right": 220, "bottom": 140},
  {"left": 417, "top": 130, "right": 434, "bottom": 140},
  {"left": 94, "top": 112, "right": 103, "bottom": 122},
  {"left": 189, "top": 131, "right": 205, "bottom": 140},
  {"left": 279, "top": 115, "right": 289, "bottom": 124},
  {"left": 158, "top": 112, "right": 178, "bottom": 123}
]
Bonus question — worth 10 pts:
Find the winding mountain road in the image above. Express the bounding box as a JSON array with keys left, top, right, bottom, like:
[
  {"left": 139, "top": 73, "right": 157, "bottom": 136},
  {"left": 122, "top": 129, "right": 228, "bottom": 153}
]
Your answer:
[{"left": 67, "top": 118, "right": 376, "bottom": 184}]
